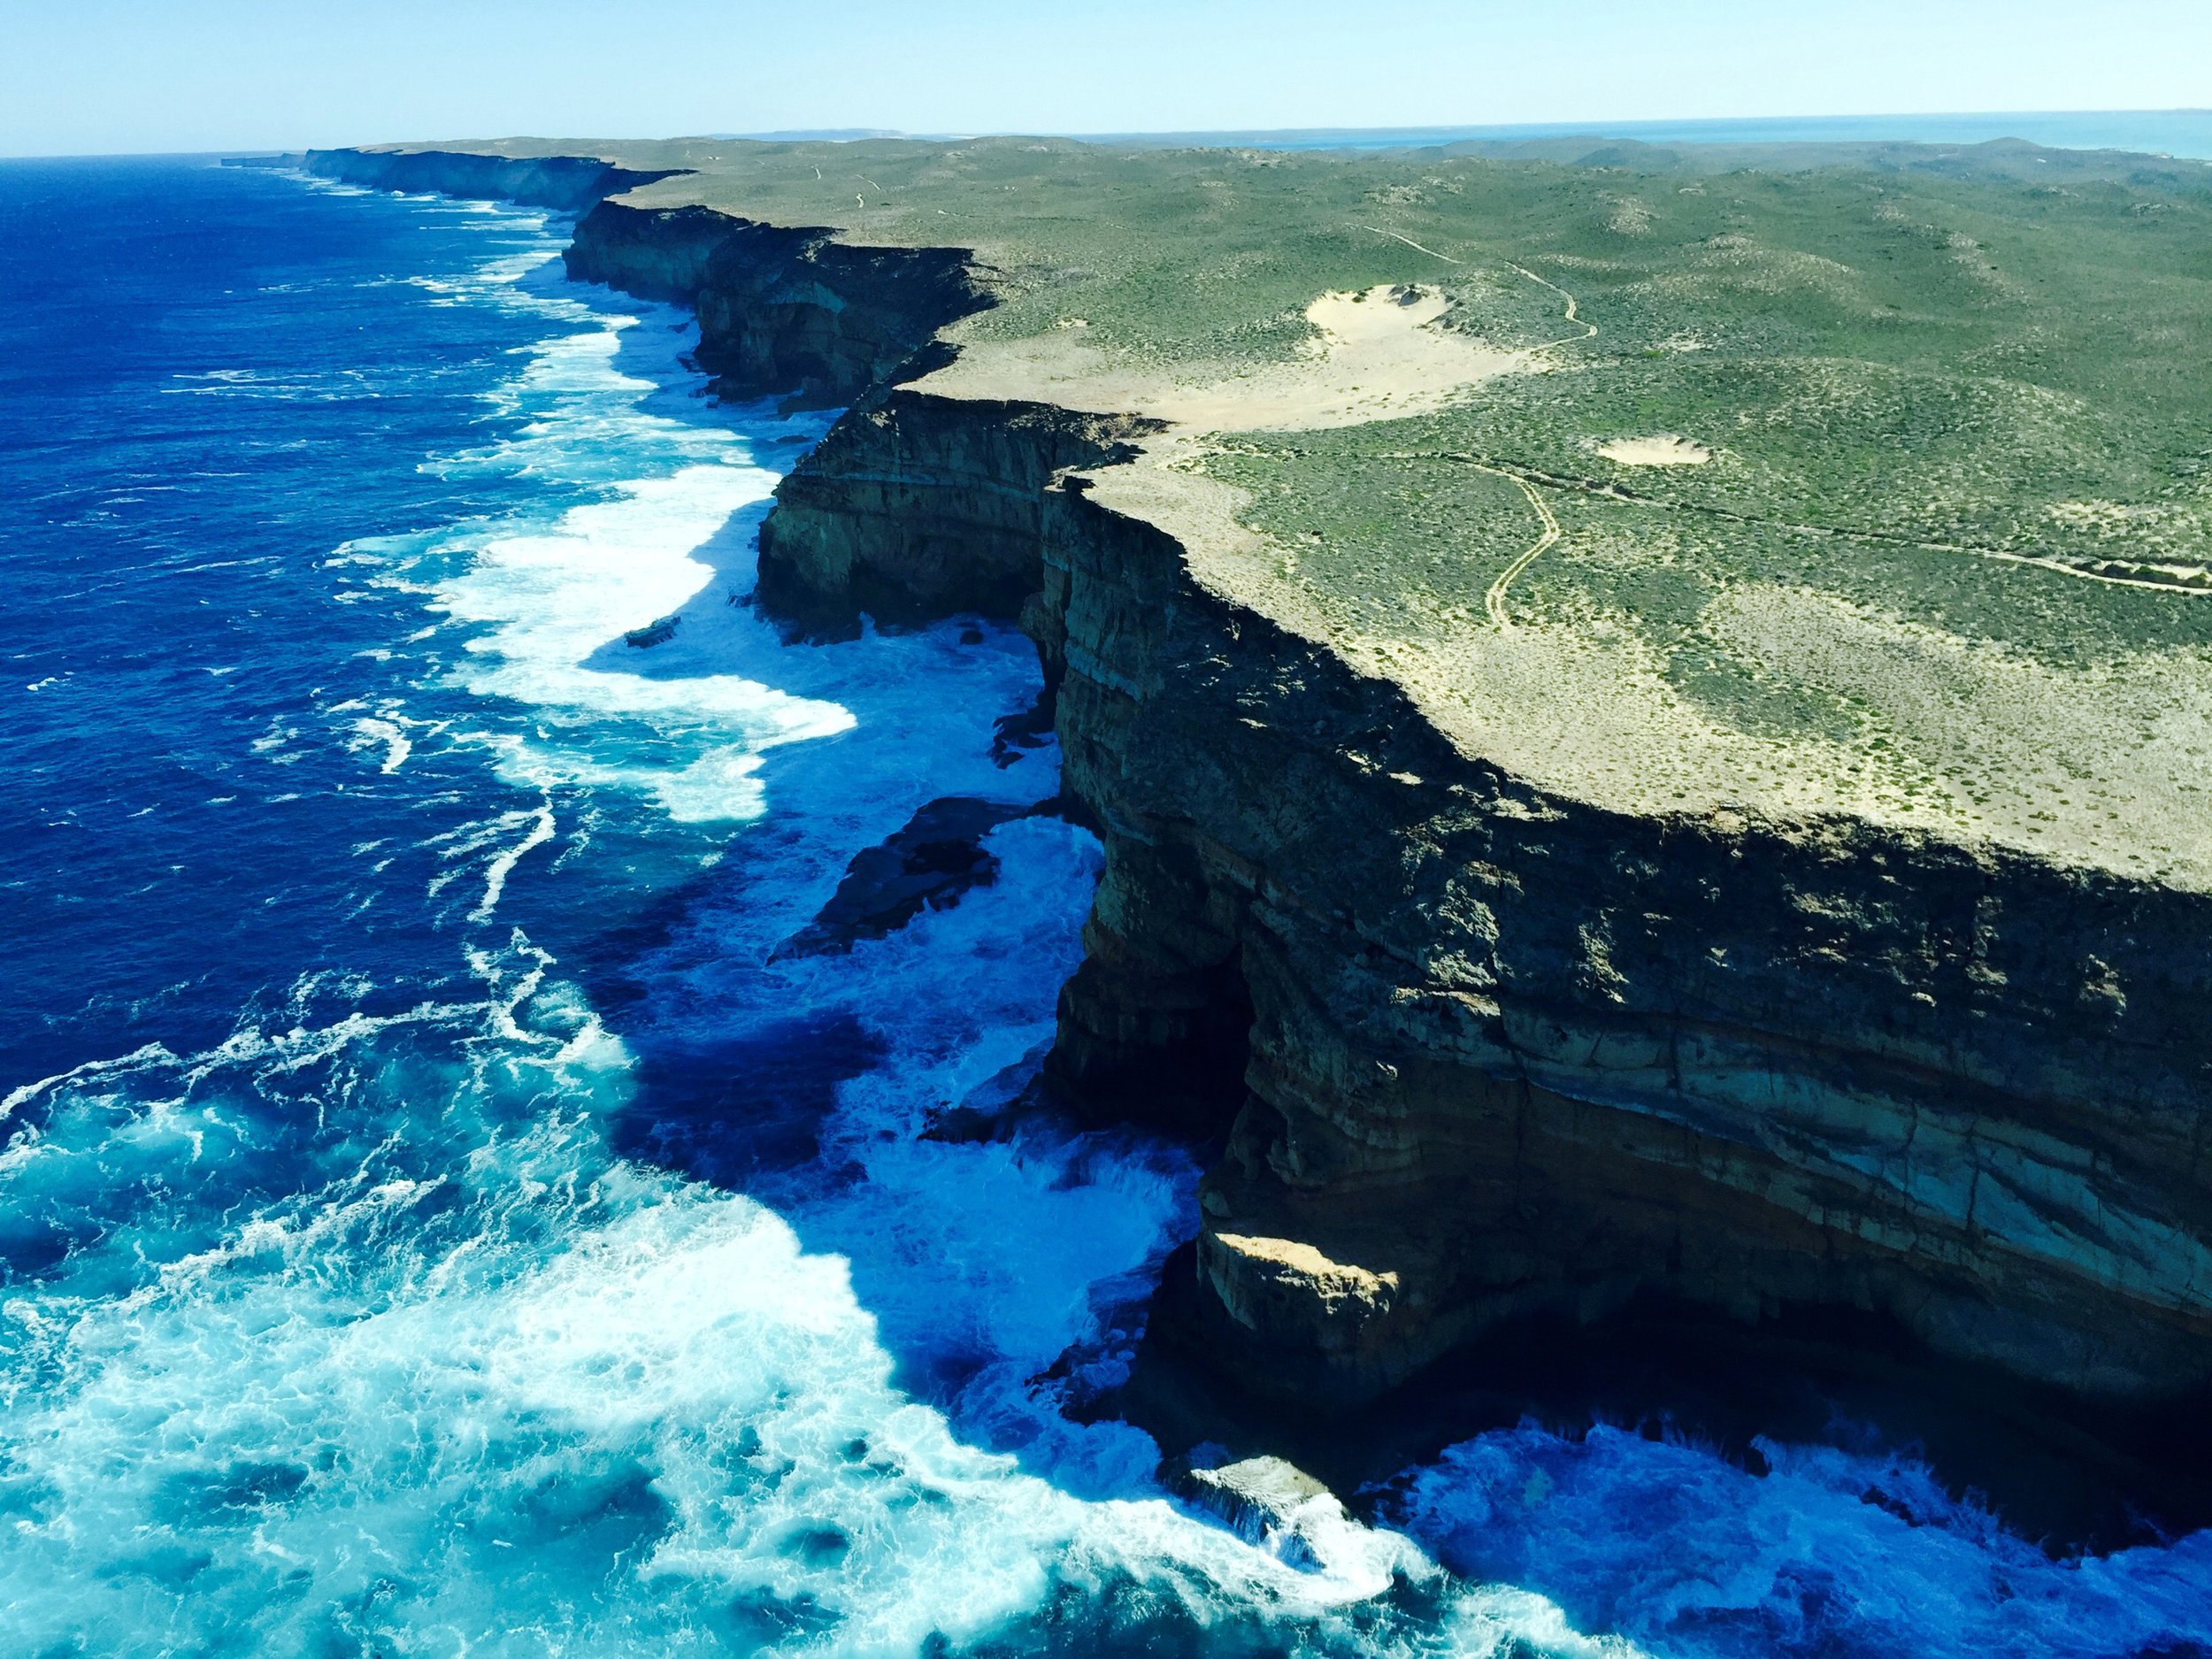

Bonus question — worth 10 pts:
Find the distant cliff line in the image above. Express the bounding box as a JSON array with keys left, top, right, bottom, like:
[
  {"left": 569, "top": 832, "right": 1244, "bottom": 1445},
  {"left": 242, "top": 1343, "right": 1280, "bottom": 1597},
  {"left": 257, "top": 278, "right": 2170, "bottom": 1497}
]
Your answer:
[{"left": 302, "top": 147, "right": 690, "bottom": 212}]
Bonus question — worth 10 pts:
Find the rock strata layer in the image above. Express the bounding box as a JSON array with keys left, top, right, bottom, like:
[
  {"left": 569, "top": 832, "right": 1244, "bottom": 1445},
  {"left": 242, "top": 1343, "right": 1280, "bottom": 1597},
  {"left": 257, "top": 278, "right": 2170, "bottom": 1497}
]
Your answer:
[{"left": 310, "top": 148, "right": 2212, "bottom": 1423}]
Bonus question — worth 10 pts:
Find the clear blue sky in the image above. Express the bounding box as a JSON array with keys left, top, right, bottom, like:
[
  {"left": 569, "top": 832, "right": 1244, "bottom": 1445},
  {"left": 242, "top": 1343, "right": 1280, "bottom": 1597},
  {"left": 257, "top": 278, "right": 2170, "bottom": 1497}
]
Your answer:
[{"left": 4, "top": 0, "right": 2208, "bottom": 157}]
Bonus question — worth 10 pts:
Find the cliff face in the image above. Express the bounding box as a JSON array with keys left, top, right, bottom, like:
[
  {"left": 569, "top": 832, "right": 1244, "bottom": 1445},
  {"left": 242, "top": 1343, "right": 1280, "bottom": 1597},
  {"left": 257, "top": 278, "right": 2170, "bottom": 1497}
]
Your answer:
[
  {"left": 1033, "top": 473, "right": 2212, "bottom": 1408},
  {"left": 310, "top": 150, "right": 2212, "bottom": 1418},
  {"left": 569, "top": 201, "right": 992, "bottom": 406},
  {"left": 310, "top": 152, "right": 990, "bottom": 408},
  {"left": 757, "top": 391, "right": 1156, "bottom": 638}
]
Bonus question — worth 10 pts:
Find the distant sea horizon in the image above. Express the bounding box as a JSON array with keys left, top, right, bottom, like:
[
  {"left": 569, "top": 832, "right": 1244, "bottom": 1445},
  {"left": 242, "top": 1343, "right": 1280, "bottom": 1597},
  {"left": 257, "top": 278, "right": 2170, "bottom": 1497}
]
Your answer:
[
  {"left": 1069, "top": 108, "right": 2212, "bottom": 158},
  {"left": 16, "top": 109, "right": 2209, "bottom": 165}
]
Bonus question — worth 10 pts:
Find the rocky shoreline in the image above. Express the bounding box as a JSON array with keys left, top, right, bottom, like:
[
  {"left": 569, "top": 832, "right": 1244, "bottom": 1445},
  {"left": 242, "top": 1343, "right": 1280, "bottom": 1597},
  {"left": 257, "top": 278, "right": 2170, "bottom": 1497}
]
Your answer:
[{"left": 305, "top": 147, "right": 2212, "bottom": 1511}]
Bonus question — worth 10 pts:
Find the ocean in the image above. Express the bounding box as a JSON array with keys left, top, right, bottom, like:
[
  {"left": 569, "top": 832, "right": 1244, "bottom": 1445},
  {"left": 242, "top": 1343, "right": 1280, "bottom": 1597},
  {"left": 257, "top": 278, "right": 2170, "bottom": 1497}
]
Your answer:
[{"left": 3, "top": 154, "right": 2208, "bottom": 1657}]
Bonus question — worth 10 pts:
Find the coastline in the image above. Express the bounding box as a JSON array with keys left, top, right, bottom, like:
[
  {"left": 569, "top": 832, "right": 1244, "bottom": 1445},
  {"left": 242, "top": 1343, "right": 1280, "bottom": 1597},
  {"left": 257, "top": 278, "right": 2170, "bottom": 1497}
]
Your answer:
[{"left": 296, "top": 142, "right": 2212, "bottom": 1538}]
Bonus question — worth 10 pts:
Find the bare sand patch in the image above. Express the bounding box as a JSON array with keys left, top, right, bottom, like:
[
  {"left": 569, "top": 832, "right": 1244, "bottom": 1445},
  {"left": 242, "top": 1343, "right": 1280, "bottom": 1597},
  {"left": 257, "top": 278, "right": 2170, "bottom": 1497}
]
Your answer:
[
  {"left": 924, "top": 283, "right": 1531, "bottom": 436},
  {"left": 1598, "top": 434, "right": 1712, "bottom": 466}
]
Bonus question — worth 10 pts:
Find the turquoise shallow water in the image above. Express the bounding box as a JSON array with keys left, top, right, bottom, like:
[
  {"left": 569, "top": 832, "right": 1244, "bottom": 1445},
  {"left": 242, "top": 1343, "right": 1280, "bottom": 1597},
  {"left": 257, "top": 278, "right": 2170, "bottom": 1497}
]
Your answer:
[{"left": 3, "top": 156, "right": 2210, "bottom": 1657}]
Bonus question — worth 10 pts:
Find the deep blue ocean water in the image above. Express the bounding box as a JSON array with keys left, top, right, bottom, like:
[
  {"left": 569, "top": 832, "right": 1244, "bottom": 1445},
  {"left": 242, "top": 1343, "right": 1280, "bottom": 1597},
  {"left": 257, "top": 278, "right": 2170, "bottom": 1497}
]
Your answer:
[{"left": 3, "top": 155, "right": 2210, "bottom": 1657}]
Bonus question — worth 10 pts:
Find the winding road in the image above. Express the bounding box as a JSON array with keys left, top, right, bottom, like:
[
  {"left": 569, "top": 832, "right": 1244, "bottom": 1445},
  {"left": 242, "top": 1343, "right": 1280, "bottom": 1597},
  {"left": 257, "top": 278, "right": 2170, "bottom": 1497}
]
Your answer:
[
  {"left": 1479, "top": 466, "right": 1564, "bottom": 628},
  {"left": 1484, "top": 265, "right": 1599, "bottom": 626}
]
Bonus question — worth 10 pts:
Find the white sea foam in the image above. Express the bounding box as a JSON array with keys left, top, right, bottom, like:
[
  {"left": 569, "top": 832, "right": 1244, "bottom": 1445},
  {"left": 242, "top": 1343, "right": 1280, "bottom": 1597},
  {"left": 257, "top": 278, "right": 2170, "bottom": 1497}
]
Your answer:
[
  {"left": 348, "top": 714, "right": 412, "bottom": 772},
  {"left": 320, "top": 266, "right": 857, "bottom": 834},
  {"left": 1388, "top": 1424, "right": 2212, "bottom": 1656},
  {"left": 433, "top": 460, "right": 855, "bottom": 780},
  {"left": 469, "top": 802, "right": 555, "bottom": 921},
  {"left": 0, "top": 964, "right": 1615, "bottom": 1657}
]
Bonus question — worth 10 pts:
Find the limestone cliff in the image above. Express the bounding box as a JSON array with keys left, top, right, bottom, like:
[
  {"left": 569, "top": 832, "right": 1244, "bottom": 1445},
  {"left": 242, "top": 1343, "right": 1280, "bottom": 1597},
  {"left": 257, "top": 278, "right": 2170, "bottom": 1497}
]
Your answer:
[
  {"left": 759, "top": 392, "right": 1156, "bottom": 637},
  {"left": 1034, "top": 467, "right": 2212, "bottom": 1409},
  {"left": 310, "top": 147, "right": 2212, "bottom": 1426}
]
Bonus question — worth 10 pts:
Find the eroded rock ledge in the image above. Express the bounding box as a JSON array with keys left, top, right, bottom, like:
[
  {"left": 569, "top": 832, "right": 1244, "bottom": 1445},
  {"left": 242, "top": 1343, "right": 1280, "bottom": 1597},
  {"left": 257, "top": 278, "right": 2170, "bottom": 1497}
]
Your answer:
[{"left": 310, "top": 149, "right": 2212, "bottom": 1426}]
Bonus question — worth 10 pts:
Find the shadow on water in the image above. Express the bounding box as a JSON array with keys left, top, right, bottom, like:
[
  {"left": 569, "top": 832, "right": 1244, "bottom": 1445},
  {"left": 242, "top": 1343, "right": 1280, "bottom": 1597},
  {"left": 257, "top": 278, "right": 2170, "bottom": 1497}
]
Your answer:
[
  {"left": 579, "top": 747, "right": 2212, "bottom": 1591},
  {"left": 610, "top": 1014, "right": 886, "bottom": 1189},
  {"left": 592, "top": 798, "right": 2212, "bottom": 1564},
  {"left": 572, "top": 496, "right": 781, "bottom": 682}
]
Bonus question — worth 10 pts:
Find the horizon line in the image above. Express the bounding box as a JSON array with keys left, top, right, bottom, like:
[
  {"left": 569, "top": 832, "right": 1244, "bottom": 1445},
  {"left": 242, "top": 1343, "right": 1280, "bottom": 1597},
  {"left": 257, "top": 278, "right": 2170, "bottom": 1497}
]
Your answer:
[{"left": 9, "top": 105, "right": 2212, "bottom": 165}]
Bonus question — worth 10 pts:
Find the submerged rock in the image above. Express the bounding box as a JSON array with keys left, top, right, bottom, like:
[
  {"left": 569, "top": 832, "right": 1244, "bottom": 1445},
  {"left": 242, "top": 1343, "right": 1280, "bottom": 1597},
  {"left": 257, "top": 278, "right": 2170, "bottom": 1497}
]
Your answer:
[
  {"left": 1173, "top": 1455, "right": 1432, "bottom": 1588},
  {"left": 772, "top": 795, "right": 1025, "bottom": 960}
]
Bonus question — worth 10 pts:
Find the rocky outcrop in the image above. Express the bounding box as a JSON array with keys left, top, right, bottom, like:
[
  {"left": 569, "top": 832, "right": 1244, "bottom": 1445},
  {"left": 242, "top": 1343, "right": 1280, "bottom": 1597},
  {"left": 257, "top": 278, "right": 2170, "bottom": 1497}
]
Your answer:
[
  {"left": 772, "top": 795, "right": 1025, "bottom": 960},
  {"left": 314, "top": 146, "right": 2212, "bottom": 1428},
  {"left": 1172, "top": 1456, "right": 1369, "bottom": 1575},
  {"left": 302, "top": 147, "right": 686, "bottom": 211},
  {"left": 1169, "top": 1455, "right": 1432, "bottom": 1589}
]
